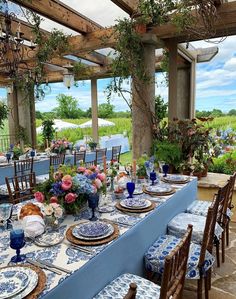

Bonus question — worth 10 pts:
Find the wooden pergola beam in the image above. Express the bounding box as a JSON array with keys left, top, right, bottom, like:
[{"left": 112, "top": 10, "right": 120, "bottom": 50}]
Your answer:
[
  {"left": 110, "top": 0, "right": 139, "bottom": 15},
  {"left": 10, "top": 0, "right": 103, "bottom": 34}
]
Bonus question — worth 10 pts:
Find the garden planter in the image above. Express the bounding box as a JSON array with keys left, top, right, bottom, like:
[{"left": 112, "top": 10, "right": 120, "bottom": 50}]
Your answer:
[{"left": 201, "top": 165, "right": 208, "bottom": 177}]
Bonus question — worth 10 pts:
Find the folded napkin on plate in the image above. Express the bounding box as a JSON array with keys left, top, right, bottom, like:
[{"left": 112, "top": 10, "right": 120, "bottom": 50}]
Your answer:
[
  {"left": 22, "top": 215, "right": 45, "bottom": 238},
  {"left": 0, "top": 156, "right": 6, "bottom": 163}
]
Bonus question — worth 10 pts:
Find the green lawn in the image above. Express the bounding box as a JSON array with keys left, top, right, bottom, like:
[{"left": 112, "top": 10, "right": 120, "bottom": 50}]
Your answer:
[{"left": 120, "top": 151, "right": 132, "bottom": 165}]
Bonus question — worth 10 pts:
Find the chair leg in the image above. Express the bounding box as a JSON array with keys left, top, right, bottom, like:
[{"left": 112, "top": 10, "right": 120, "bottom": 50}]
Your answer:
[
  {"left": 208, "top": 269, "right": 212, "bottom": 291},
  {"left": 197, "top": 275, "right": 203, "bottom": 299},
  {"left": 226, "top": 222, "right": 229, "bottom": 247},
  {"left": 215, "top": 239, "right": 220, "bottom": 267},
  {"left": 222, "top": 231, "right": 225, "bottom": 263},
  {"left": 204, "top": 274, "right": 209, "bottom": 299}
]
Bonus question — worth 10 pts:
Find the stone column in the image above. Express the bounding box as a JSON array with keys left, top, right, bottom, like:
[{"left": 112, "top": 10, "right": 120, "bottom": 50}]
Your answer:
[
  {"left": 91, "top": 78, "right": 99, "bottom": 143},
  {"left": 132, "top": 36, "right": 156, "bottom": 158}
]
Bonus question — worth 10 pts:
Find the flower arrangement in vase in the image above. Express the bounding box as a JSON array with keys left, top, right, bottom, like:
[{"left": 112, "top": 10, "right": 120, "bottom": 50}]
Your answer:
[
  {"left": 34, "top": 165, "right": 106, "bottom": 214},
  {"left": 50, "top": 139, "right": 72, "bottom": 154},
  {"left": 107, "top": 159, "right": 119, "bottom": 191}
]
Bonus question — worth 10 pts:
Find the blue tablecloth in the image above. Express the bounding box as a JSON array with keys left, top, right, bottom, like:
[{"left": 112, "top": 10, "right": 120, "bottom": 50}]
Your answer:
[
  {"left": 43, "top": 179, "right": 197, "bottom": 299},
  {"left": 0, "top": 150, "right": 112, "bottom": 185}
]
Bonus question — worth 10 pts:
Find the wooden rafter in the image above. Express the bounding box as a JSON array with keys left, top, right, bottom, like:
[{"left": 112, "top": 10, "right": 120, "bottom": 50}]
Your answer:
[
  {"left": 110, "top": 0, "right": 139, "bottom": 15},
  {"left": 10, "top": 0, "right": 103, "bottom": 34}
]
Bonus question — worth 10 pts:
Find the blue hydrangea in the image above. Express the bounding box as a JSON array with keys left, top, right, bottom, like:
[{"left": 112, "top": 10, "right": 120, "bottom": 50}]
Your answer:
[{"left": 72, "top": 174, "right": 94, "bottom": 195}]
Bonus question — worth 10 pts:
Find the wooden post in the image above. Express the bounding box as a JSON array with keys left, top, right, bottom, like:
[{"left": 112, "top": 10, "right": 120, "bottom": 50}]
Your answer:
[
  {"left": 91, "top": 78, "right": 99, "bottom": 143},
  {"left": 189, "top": 59, "right": 196, "bottom": 119},
  {"left": 7, "top": 84, "right": 19, "bottom": 145},
  {"left": 167, "top": 39, "right": 178, "bottom": 121}
]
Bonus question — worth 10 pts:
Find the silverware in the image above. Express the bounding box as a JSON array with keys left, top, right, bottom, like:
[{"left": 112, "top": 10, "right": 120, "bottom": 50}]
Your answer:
[
  {"left": 102, "top": 218, "right": 132, "bottom": 227},
  {"left": 37, "top": 259, "right": 71, "bottom": 274},
  {"left": 26, "top": 258, "right": 62, "bottom": 275},
  {"left": 69, "top": 244, "right": 94, "bottom": 254}
]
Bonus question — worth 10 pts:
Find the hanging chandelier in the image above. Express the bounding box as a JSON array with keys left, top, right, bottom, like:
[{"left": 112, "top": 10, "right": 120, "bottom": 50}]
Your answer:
[
  {"left": 63, "top": 63, "right": 74, "bottom": 89},
  {"left": 0, "top": 1, "right": 36, "bottom": 78}
]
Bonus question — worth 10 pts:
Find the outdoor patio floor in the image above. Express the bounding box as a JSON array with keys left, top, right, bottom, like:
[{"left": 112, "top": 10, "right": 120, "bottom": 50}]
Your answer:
[{"left": 183, "top": 222, "right": 236, "bottom": 299}]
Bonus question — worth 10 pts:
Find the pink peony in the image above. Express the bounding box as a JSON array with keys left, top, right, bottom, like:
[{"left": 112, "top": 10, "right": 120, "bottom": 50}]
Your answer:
[
  {"left": 97, "top": 173, "right": 106, "bottom": 182},
  {"left": 95, "top": 178, "right": 102, "bottom": 189},
  {"left": 92, "top": 185, "right": 97, "bottom": 194},
  {"left": 34, "top": 191, "right": 45, "bottom": 203},
  {"left": 61, "top": 180, "right": 72, "bottom": 191},
  {"left": 65, "top": 193, "right": 77, "bottom": 204},
  {"left": 53, "top": 171, "right": 63, "bottom": 181},
  {"left": 89, "top": 166, "right": 96, "bottom": 171},
  {"left": 77, "top": 166, "right": 86, "bottom": 173},
  {"left": 50, "top": 196, "right": 58, "bottom": 204},
  {"left": 62, "top": 175, "right": 72, "bottom": 181}
]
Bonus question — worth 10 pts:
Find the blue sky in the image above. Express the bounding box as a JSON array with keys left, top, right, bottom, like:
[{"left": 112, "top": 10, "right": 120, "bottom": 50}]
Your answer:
[{"left": 1, "top": 1, "right": 236, "bottom": 113}]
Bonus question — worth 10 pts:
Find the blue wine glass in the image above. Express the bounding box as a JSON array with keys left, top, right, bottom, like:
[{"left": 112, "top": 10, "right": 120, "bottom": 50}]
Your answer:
[
  {"left": 150, "top": 171, "right": 157, "bottom": 185},
  {"left": 88, "top": 193, "right": 99, "bottom": 221},
  {"left": 126, "top": 182, "right": 135, "bottom": 198},
  {"left": 6, "top": 152, "right": 11, "bottom": 163},
  {"left": 30, "top": 150, "right": 35, "bottom": 158},
  {"left": 0, "top": 203, "right": 13, "bottom": 230},
  {"left": 10, "top": 229, "right": 26, "bottom": 263},
  {"left": 162, "top": 164, "right": 169, "bottom": 177}
]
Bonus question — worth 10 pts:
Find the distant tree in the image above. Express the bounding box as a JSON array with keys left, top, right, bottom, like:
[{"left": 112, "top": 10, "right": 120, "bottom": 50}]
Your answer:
[
  {"left": 114, "top": 111, "right": 131, "bottom": 118},
  {"left": 42, "top": 111, "right": 57, "bottom": 119},
  {"left": 54, "top": 94, "right": 80, "bottom": 119},
  {"left": 155, "top": 95, "right": 168, "bottom": 120},
  {"left": 228, "top": 109, "right": 236, "bottom": 116},
  {"left": 210, "top": 109, "right": 223, "bottom": 117},
  {"left": 35, "top": 111, "right": 43, "bottom": 119},
  {"left": 196, "top": 110, "right": 211, "bottom": 118},
  {"left": 85, "top": 107, "right": 92, "bottom": 118},
  {"left": 98, "top": 103, "right": 114, "bottom": 118},
  {"left": 0, "top": 101, "right": 8, "bottom": 129}
]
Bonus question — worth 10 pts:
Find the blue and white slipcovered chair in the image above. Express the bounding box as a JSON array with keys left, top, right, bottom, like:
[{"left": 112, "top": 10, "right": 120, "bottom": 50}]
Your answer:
[
  {"left": 94, "top": 225, "right": 193, "bottom": 299},
  {"left": 145, "top": 200, "right": 218, "bottom": 299},
  {"left": 186, "top": 178, "right": 233, "bottom": 267}
]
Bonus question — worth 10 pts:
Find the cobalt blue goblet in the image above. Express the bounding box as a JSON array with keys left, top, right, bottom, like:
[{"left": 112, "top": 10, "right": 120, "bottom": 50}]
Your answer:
[
  {"left": 88, "top": 193, "right": 99, "bottom": 221},
  {"left": 30, "top": 150, "right": 35, "bottom": 158},
  {"left": 162, "top": 164, "right": 169, "bottom": 177},
  {"left": 10, "top": 229, "right": 26, "bottom": 263},
  {"left": 150, "top": 171, "right": 157, "bottom": 185},
  {"left": 126, "top": 182, "right": 135, "bottom": 198},
  {"left": 6, "top": 152, "right": 11, "bottom": 163}
]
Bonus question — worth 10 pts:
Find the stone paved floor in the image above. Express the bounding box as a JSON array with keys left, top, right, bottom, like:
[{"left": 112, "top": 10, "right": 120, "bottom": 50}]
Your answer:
[{"left": 183, "top": 222, "right": 236, "bottom": 299}]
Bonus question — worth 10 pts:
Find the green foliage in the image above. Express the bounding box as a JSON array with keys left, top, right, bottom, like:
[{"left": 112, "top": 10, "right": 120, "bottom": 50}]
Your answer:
[
  {"left": 41, "top": 119, "right": 55, "bottom": 144},
  {"left": 0, "top": 101, "right": 8, "bottom": 129},
  {"left": 12, "top": 145, "right": 23, "bottom": 160},
  {"left": 209, "top": 151, "right": 236, "bottom": 175},
  {"left": 54, "top": 94, "right": 85, "bottom": 119},
  {"left": 35, "top": 111, "right": 43, "bottom": 119},
  {"left": 98, "top": 103, "right": 114, "bottom": 118},
  {"left": 228, "top": 109, "right": 236, "bottom": 116},
  {"left": 210, "top": 109, "right": 223, "bottom": 117},
  {"left": 155, "top": 95, "right": 167, "bottom": 121},
  {"left": 154, "top": 140, "right": 182, "bottom": 168},
  {"left": 136, "top": 154, "right": 149, "bottom": 177}
]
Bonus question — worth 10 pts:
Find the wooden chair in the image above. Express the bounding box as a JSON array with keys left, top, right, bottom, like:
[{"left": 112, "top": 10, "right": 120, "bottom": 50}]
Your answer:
[
  {"left": 95, "top": 148, "right": 107, "bottom": 166},
  {"left": 111, "top": 145, "right": 121, "bottom": 162},
  {"left": 226, "top": 172, "right": 236, "bottom": 246},
  {"left": 14, "top": 158, "right": 34, "bottom": 176},
  {"left": 49, "top": 154, "right": 65, "bottom": 172},
  {"left": 73, "top": 151, "right": 86, "bottom": 166},
  {"left": 5, "top": 172, "right": 36, "bottom": 204},
  {"left": 94, "top": 225, "right": 193, "bottom": 299},
  {"left": 84, "top": 161, "right": 96, "bottom": 168}
]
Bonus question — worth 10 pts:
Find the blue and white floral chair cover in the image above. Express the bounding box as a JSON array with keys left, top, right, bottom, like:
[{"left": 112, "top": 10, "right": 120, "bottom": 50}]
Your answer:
[
  {"left": 145, "top": 235, "right": 214, "bottom": 279},
  {"left": 93, "top": 273, "right": 160, "bottom": 299},
  {"left": 187, "top": 200, "right": 232, "bottom": 218},
  {"left": 167, "top": 213, "right": 223, "bottom": 244}
]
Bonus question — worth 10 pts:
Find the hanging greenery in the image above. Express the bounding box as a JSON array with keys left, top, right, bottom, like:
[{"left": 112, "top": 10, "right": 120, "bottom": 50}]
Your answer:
[{"left": 0, "top": 100, "right": 8, "bottom": 129}]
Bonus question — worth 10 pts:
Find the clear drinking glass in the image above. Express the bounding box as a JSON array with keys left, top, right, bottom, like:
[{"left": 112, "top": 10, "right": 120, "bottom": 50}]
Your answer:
[{"left": 0, "top": 203, "right": 13, "bottom": 230}]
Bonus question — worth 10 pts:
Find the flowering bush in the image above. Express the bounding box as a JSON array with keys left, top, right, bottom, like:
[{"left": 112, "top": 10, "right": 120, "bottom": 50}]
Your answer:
[
  {"left": 50, "top": 139, "right": 72, "bottom": 154},
  {"left": 35, "top": 165, "right": 106, "bottom": 214}
]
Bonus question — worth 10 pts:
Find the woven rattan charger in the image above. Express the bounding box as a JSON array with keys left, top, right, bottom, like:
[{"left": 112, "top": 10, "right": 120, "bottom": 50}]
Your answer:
[
  {"left": 66, "top": 222, "right": 119, "bottom": 246},
  {"left": 115, "top": 201, "right": 156, "bottom": 213}
]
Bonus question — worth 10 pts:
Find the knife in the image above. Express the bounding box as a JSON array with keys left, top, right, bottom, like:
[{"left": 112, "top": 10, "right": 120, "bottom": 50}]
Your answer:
[
  {"left": 26, "top": 258, "right": 62, "bottom": 275},
  {"left": 69, "top": 244, "right": 94, "bottom": 254},
  {"left": 37, "top": 259, "right": 71, "bottom": 274}
]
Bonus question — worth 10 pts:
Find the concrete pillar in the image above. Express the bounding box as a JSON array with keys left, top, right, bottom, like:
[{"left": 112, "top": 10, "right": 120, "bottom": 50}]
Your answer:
[
  {"left": 176, "top": 67, "right": 191, "bottom": 119},
  {"left": 189, "top": 59, "right": 196, "bottom": 119},
  {"left": 132, "top": 40, "right": 156, "bottom": 159},
  {"left": 7, "top": 84, "right": 19, "bottom": 145},
  {"left": 91, "top": 78, "right": 99, "bottom": 143}
]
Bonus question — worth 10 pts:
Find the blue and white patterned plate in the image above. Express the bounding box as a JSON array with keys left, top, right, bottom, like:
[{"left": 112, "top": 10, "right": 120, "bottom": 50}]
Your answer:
[
  {"left": 163, "top": 175, "right": 189, "bottom": 183},
  {"left": 0, "top": 269, "right": 29, "bottom": 299},
  {"left": 12, "top": 267, "right": 38, "bottom": 299},
  {"left": 76, "top": 221, "right": 110, "bottom": 238},
  {"left": 120, "top": 198, "right": 151, "bottom": 209},
  {"left": 34, "top": 231, "right": 64, "bottom": 247},
  {"left": 72, "top": 222, "right": 114, "bottom": 240},
  {"left": 98, "top": 205, "right": 115, "bottom": 213},
  {"left": 145, "top": 184, "right": 173, "bottom": 193}
]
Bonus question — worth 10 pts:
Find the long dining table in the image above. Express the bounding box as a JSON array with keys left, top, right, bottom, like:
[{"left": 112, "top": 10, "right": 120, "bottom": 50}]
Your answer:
[{"left": 0, "top": 177, "right": 197, "bottom": 299}]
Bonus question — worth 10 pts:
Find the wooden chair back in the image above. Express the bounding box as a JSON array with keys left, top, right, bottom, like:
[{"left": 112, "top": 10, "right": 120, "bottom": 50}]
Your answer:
[
  {"left": 112, "top": 145, "right": 121, "bottom": 162},
  {"left": 49, "top": 154, "right": 65, "bottom": 172},
  {"left": 84, "top": 161, "right": 95, "bottom": 168},
  {"left": 95, "top": 148, "right": 107, "bottom": 166},
  {"left": 216, "top": 181, "right": 231, "bottom": 226},
  {"left": 159, "top": 224, "right": 193, "bottom": 299},
  {"left": 123, "top": 283, "right": 137, "bottom": 299},
  {"left": 74, "top": 151, "right": 86, "bottom": 166},
  {"left": 14, "top": 158, "right": 34, "bottom": 176},
  {"left": 227, "top": 172, "right": 236, "bottom": 211},
  {"left": 199, "top": 196, "right": 219, "bottom": 266},
  {"left": 5, "top": 172, "right": 36, "bottom": 204}
]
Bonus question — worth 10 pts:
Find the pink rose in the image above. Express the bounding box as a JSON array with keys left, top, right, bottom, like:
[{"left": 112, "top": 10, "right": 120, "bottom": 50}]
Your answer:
[
  {"left": 50, "top": 196, "right": 58, "bottom": 204},
  {"left": 92, "top": 185, "right": 97, "bottom": 194},
  {"left": 95, "top": 178, "right": 102, "bottom": 189},
  {"left": 62, "top": 175, "right": 72, "bottom": 181},
  {"left": 65, "top": 193, "right": 77, "bottom": 204},
  {"left": 77, "top": 166, "right": 86, "bottom": 173},
  {"left": 97, "top": 173, "right": 106, "bottom": 182},
  {"left": 34, "top": 191, "right": 45, "bottom": 203},
  {"left": 89, "top": 166, "right": 96, "bottom": 171},
  {"left": 61, "top": 180, "right": 72, "bottom": 191}
]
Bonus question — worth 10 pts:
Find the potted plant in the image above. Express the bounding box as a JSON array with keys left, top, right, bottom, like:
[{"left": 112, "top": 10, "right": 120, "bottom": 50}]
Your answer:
[
  {"left": 136, "top": 154, "right": 149, "bottom": 178},
  {"left": 87, "top": 140, "right": 97, "bottom": 151},
  {"left": 41, "top": 119, "right": 55, "bottom": 148}
]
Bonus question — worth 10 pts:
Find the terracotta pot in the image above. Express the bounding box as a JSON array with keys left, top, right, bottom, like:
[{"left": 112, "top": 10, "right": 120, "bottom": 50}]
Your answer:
[
  {"left": 134, "top": 23, "right": 146, "bottom": 34},
  {"left": 201, "top": 165, "right": 208, "bottom": 177},
  {"left": 193, "top": 171, "right": 202, "bottom": 180}
]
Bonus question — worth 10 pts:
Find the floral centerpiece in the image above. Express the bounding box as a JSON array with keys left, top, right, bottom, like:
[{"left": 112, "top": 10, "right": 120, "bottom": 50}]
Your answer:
[
  {"left": 34, "top": 165, "right": 106, "bottom": 214},
  {"left": 107, "top": 159, "right": 119, "bottom": 191},
  {"left": 50, "top": 139, "right": 72, "bottom": 154}
]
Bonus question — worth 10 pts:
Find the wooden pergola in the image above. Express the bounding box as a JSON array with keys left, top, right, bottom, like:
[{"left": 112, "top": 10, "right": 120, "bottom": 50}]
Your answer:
[{"left": 1, "top": 0, "right": 236, "bottom": 157}]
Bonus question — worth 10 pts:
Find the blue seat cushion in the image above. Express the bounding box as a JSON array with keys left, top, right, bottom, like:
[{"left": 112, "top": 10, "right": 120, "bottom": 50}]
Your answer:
[
  {"left": 93, "top": 273, "right": 160, "bottom": 299},
  {"left": 145, "top": 235, "right": 215, "bottom": 279}
]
